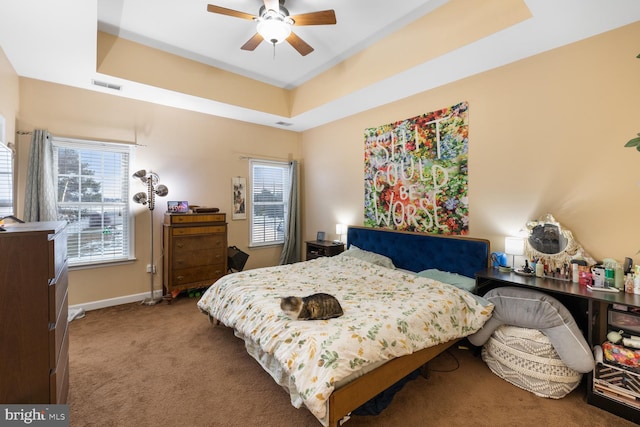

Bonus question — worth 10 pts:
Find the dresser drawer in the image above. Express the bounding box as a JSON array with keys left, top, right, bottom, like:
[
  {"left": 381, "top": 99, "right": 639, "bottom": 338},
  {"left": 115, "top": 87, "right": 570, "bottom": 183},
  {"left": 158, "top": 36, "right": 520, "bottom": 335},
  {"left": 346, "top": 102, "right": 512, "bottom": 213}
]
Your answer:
[
  {"left": 49, "top": 229, "right": 68, "bottom": 281},
  {"left": 173, "top": 234, "right": 225, "bottom": 251},
  {"left": 165, "top": 213, "right": 226, "bottom": 225},
  {"left": 172, "top": 247, "right": 226, "bottom": 269},
  {"left": 50, "top": 325, "right": 69, "bottom": 404},
  {"left": 49, "top": 290, "right": 68, "bottom": 369},
  {"left": 171, "top": 264, "right": 226, "bottom": 285},
  {"left": 49, "top": 264, "right": 68, "bottom": 324},
  {"left": 172, "top": 225, "right": 226, "bottom": 236}
]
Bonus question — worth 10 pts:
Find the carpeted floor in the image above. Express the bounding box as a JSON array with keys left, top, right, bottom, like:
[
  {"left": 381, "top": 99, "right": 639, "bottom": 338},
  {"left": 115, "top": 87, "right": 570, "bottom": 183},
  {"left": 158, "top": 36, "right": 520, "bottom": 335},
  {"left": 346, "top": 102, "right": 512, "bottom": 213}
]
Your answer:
[{"left": 68, "top": 296, "right": 637, "bottom": 427}]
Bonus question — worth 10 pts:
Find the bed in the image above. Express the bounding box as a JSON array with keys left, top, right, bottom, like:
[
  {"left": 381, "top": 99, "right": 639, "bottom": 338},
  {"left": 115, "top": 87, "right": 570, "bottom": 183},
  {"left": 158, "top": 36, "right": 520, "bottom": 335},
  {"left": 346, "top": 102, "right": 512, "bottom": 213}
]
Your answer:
[{"left": 197, "top": 226, "right": 493, "bottom": 426}]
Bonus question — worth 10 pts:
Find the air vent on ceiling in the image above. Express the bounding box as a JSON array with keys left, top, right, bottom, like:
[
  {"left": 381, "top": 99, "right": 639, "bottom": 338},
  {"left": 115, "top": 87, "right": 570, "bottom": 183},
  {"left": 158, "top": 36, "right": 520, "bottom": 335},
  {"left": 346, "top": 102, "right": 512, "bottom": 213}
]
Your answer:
[
  {"left": 91, "top": 79, "right": 122, "bottom": 91},
  {"left": 275, "top": 121, "right": 293, "bottom": 127}
]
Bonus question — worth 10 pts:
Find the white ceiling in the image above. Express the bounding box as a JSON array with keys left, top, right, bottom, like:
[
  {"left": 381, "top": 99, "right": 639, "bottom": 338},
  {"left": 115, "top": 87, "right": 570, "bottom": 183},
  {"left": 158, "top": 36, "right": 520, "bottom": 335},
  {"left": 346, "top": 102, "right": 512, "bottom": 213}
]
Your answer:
[
  {"left": 1, "top": 0, "right": 640, "bottom": 131},
  {"left": 97, "top": 0, "right": 449, "bottom": 89}
]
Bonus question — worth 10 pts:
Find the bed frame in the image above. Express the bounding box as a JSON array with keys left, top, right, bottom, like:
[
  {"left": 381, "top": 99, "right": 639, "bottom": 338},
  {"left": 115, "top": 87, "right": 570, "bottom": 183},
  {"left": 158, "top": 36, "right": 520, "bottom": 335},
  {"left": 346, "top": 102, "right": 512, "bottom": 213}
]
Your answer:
[{"left": 325, "top": 226, "right": 490, "bottom": 427}]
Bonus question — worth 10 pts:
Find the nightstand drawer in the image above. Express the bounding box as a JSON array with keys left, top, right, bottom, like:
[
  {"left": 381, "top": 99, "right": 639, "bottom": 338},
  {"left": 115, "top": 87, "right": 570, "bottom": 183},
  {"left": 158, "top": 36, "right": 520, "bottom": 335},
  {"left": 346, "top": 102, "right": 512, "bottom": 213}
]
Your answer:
[{"left": 306, "top": 241, "right": 344, "bottom": 260}]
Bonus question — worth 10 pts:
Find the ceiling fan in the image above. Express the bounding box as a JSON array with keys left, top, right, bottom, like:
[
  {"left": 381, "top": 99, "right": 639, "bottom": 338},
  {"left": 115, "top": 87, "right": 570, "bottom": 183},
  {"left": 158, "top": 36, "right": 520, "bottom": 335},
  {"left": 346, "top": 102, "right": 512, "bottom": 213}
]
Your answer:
[{"left": 206, "top": 0, "right": 336, "bottom": 56}]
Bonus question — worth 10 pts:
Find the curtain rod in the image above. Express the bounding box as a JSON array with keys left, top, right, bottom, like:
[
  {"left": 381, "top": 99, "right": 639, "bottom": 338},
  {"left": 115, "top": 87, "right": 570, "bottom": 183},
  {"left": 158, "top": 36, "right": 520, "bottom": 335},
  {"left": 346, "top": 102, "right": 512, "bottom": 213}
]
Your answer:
[
  {"left": 239, "top": 154, "right": 290, "bottom": 162},
  {"left": 16, "top": 130, "right": 141, "bottom": 146}
]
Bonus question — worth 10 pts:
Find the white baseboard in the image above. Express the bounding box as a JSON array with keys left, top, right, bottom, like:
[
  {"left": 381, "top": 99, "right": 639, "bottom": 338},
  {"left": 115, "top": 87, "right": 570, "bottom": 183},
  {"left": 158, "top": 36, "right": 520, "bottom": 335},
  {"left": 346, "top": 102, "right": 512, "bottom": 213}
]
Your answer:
[{"left": 69, "top": 290, "right": 164, "bottom": 312}]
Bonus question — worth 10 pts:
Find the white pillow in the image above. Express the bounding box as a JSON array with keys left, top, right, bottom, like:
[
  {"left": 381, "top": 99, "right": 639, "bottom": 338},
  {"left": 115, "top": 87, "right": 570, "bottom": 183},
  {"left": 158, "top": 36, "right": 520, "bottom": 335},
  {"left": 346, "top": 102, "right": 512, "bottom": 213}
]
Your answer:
[{"left": 339, "top": 245, "right": 396, "bottom": 269}]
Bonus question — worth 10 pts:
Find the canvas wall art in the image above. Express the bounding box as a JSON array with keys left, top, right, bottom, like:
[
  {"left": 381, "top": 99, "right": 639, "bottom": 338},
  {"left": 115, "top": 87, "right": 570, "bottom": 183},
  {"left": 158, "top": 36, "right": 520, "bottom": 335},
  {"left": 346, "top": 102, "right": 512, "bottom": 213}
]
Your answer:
[{"left": 364, "top": 101, "right": 469, "bottom": 235}]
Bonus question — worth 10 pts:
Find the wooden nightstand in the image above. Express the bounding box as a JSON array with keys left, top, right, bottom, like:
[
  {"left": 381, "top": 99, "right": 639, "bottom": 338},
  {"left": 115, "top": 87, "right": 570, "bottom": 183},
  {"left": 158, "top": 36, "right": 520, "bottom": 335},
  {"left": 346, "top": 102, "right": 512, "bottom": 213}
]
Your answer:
[{"left": 306, "top": 240, "right": 344, "bottom": 260}]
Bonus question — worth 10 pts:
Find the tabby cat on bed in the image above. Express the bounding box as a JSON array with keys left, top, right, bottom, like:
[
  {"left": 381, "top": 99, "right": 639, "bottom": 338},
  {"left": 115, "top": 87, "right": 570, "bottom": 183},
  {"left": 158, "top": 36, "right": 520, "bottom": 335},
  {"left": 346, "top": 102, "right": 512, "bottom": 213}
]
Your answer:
[{"left": 280, "top": 293, "right": 344, "bottom": 320}]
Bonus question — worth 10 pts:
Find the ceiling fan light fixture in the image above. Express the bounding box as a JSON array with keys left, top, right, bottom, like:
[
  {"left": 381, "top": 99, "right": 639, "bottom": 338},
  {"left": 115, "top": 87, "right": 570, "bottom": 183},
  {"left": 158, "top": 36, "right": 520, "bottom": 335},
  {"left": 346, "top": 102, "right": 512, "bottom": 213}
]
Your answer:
[{"left": 256, "top": 11, "right": 292, "bottom": 45}]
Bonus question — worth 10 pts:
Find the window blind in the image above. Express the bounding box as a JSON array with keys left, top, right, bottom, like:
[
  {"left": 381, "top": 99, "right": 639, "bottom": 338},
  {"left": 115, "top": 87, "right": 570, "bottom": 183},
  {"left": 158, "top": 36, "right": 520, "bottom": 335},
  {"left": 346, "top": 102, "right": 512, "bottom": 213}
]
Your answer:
[
  {"left": 250, "top": 160, "right": 289, "bottom": 246},
  {"left": 0, "top": 143, "right": 13, "bottom": 217},
  {"left": 53, "top": 138, "right": 133, "bottom": 266}
]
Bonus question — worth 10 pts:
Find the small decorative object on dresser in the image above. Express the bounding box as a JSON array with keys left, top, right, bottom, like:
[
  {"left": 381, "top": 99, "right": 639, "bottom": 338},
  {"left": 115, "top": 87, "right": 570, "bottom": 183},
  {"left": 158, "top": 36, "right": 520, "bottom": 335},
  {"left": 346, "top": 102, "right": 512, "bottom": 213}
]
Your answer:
[
  {"left": 306, "top": 240, "right": 344, "bottom": 260},
  {"left": 0, "top": 221, "right": 69, "bottom": 403},
  {"left": 163, "top": 213, "right": 228, "bottom": 299}
]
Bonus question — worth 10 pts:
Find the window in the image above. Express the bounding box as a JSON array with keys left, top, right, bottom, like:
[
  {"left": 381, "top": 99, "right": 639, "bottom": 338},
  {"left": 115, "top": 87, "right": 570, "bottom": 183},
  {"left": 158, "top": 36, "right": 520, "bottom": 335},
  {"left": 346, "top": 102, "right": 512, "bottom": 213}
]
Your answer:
[
  {"left": 53, "top": 137, "right": 133, "bottom": 266},
  {"left": 0, "top": 115, "right": 13, "bottom": 217},
  {"left": 249, "top": 160, "right": 290, "bottom": 246}
]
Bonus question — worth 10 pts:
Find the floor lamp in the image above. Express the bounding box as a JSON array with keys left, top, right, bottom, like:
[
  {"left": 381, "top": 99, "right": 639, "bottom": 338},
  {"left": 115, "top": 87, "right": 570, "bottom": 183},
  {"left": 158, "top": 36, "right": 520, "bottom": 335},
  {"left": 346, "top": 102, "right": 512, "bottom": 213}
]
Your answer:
[{"left": 132, "top": 169, "right": 169, "bottom": 305}]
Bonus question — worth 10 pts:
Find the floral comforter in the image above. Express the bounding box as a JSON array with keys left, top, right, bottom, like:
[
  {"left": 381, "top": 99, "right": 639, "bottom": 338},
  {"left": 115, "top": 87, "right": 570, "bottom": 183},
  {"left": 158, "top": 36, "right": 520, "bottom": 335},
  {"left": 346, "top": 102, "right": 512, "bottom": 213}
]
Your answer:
[{"left": 197, "top": 255, "right": 493, "bottom": 424}]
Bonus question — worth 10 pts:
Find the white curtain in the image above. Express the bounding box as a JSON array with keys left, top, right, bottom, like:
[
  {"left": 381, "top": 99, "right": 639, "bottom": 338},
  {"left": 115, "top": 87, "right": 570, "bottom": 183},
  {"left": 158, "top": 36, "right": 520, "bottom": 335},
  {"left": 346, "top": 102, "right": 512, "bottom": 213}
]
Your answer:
[
  {"left": 279, "top": 160, "right": 300, "bottom": 265},
  {"left": 24, "top": 129, "right": 58, "bottom": 222}
]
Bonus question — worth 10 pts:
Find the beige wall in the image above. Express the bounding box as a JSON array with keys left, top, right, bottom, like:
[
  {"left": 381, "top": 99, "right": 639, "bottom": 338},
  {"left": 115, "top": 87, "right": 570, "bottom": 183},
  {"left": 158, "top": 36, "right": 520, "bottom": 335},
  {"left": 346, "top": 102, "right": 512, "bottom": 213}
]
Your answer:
[
  {"left": 302, "top": 22, "right": 640, "bottom": 264},
  {"left": 0, "top": 46, "right": 18, "bottom": 155},
  {"left": 16, "top": 80, "right": 301, "bottom": 306},
  {"left": 6, "top": 21, "right": 640, "bottom": 307}
]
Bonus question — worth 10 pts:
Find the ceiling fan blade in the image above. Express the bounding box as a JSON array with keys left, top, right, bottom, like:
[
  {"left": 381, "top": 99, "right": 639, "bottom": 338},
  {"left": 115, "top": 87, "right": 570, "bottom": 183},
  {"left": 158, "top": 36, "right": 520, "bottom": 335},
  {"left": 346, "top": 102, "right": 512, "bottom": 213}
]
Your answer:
[
  {"left": 287, "top": 32, "right": 314, "bottom": 56},
  {"left": 241, "top": 33, "right": 264, "bottom": 51},
  {"left": 206, "top": 4, "right": 256, "bottom": 21},
  {"left": 263, "top": 0, "right": 279, "bottom": 12},
  {"left": 291, "top": 10, "right": 336, "bottom": 26}
]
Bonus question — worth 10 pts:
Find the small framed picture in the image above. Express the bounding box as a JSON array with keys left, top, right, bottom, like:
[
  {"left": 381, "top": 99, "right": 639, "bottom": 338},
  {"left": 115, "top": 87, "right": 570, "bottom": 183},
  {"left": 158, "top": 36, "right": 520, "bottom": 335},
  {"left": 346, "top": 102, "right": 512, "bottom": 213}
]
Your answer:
[
  {"left": 232, "top": 177, "right": 247, "bottom": 220},
  {"left": 167, "top": 201, "right": 189, "bottom": 213},
  {"left": 317, "top": 231, "right": 325, "bottom": 241}
]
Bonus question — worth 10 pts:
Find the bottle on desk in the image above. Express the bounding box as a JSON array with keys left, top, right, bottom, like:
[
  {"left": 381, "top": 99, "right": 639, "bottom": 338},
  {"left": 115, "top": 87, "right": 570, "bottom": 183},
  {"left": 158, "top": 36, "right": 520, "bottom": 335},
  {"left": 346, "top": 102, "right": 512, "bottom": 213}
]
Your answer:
[
  {"left": 625, "top": 273, "right": 635, "bottom": 294},
  {"left": 571, "top": 262, "right": 579, "bottom": 283},
  {"left": 535, "top": 261, "right": 545, "bottom": 278}
]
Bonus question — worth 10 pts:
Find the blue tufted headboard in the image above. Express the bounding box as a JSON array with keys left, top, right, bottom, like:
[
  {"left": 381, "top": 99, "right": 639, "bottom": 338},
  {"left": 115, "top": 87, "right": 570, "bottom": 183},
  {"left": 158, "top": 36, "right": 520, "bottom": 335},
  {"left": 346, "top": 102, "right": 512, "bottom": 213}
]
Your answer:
[{"left": 346, "top": 226, "right": 490, "bottom": 279}]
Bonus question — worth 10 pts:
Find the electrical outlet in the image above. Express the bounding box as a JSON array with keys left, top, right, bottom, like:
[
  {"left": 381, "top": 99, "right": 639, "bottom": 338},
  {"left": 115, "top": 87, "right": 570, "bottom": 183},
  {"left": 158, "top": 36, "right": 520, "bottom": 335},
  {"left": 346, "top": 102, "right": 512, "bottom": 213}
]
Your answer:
[{"left": 146, "top": 264, "right": 156, "bottom": 273}]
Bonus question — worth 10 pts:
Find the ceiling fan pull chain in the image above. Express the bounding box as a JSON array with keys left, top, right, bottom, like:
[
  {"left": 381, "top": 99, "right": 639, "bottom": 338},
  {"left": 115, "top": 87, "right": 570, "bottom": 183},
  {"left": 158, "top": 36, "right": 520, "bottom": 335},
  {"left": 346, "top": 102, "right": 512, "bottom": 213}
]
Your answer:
[{"left": 273, "top": 42, "right": 276, "bottom": 60}]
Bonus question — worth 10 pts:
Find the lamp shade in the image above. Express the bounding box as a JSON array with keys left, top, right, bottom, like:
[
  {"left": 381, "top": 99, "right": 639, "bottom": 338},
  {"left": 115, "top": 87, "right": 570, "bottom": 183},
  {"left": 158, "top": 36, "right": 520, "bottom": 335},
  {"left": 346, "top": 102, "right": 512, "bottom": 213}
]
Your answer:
[
  {"left": 505, "top": 236, "right": 525, "bottom": 256},
  {"left": 132, "top": 192, "right": 148, "bottom": 205},
  {"left": 257, "top": 19, "right": 291, "bottom": 44},
  {"left": 155, "top": 184, "right": 169, "bottom": 197},
  {"left": 132, "top": 169, "right": 147, "bottom": 179}
]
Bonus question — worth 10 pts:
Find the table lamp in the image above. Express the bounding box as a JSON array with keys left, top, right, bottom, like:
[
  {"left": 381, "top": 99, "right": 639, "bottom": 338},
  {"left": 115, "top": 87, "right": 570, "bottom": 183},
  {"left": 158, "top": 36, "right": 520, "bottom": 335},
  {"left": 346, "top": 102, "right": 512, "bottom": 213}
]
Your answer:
[{"left": 505, "top": 236, "right": 525, "bottom": 270}]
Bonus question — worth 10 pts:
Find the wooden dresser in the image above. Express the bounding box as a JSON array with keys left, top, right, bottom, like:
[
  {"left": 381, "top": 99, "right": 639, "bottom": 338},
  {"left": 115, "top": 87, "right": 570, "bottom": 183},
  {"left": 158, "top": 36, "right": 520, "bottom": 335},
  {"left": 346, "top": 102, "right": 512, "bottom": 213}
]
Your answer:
[
  {"left": 0, "top": 221, "right": 69, "bottom": 403},
  {"left": 163, "top": 213, "right": 227, "bottom": 297}
]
